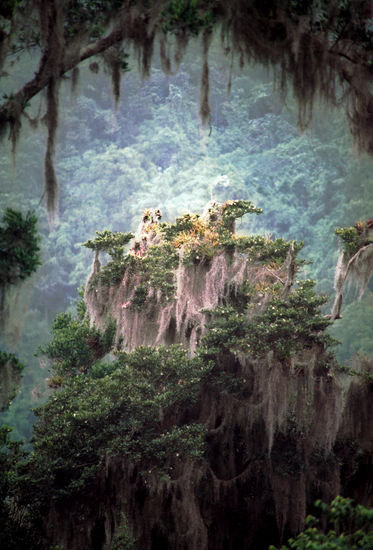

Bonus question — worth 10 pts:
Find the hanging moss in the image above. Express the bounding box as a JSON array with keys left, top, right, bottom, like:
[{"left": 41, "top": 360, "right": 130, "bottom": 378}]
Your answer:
[
  {"left": 3, "top": 0, "right": 373, "bottom": 217},
  {"left": 44, "top": 77, "right": 59, "bottom": 219},
  {"left": 160, "top": 33, "right": 172, "bottom": 74},
  {"left": 331, "top": 219, "right": 373, "bottom": 319},
  {"left": 102, "top": 47, "right": 130, "bottom": 106},
  {"left": 199, "top": 30, "right": 212, "bottom": 125},
  {"left": 70, "top": 66, "right": 80, "bottom": 94},
  {"left": 335, "top": 226, "right": 361, "bottom": 256},
  {"left": 8, "top": 199, "right": 373, "bottom": 549}
]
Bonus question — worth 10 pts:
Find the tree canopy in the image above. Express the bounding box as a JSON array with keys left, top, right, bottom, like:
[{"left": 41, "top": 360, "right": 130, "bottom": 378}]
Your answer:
[
  {"left": 271, "top": 496, "right": 373, "bottom": 550},
  {"left": 2, "top": 0, "right": 373, "bottom": 215},
  {"left": 0, "top": 208, "right": 40, "bottom": 286}
]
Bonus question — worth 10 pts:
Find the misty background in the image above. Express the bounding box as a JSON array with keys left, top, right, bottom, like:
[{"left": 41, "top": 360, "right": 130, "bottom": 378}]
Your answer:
[{"left": 1, "top": 37, "right": 373, "bottom": 441}]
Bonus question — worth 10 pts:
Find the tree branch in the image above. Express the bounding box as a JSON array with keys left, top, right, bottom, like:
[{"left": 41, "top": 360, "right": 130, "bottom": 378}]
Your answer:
[{"left": 0, "top": 19, "right": 128, "bottom": 130}]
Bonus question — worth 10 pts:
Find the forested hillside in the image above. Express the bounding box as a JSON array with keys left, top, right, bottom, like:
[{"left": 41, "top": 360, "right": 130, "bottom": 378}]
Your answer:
[
  {"left": 1, "top": 202, "right": 372, "bottom": 550},
  {"left": 1, "top": 1, "right": 373, "bottom": 548},
  {"left": 2, "top": 39, "right": 373, "bottom": 439}
]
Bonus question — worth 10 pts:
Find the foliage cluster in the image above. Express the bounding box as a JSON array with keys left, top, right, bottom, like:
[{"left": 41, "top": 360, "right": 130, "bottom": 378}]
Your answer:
[
  {"left": 0, "top": 209, "right": 41, "bottom": 286},
  {"left": 111, "top": 514, "right": 136, "bottom": 550},
  {"left": 227, "top": 234, "right": 303, "bottom": 264},
  {"left": 220, "top": 199, "right": 263, "bottom": 227},
  {"left": 15, "top": 345, "right": 211, "bottom": 515},
  {"left": 0, "top": 426, "right": 36, "bottom": 550},
  {"left": 161, "top": 0, "right": 216, "bottom": 35},
  {"left": 39, "top": 311, "right": 116, "bottom": 379},
  {"left": 90, "top": 240, "right": 180, "bottom": 303},
  {"left": 201, "top": 280, "right": 334, "bottom": 360},
  {"left": 158, "top": 200, "right": 297, "bottom": 267},
  {"left": 83, "top": 229, "right": 135, "bottom": 287},
  {"left": 0, "top": 351, "right": 24, "bottom": 374},
  {"left": 161, "top": 212, "right": 221, "bottom": 265},
  {"left": 82, "top": 229, "right": 134, "bottom": 261},
  {"left": 0, "top": 351, "right": 24, "bottom": 412},
  {"left": 335, "top": 222, "right": 373, "bottom": 256},
  {"left": 92, "top": 256, "right": 131, "bottom": 287},
  {"left": 271, "top": 496, "right": 373, "bottom": 550},
  {"left": 334, "top": 226, "right": 361, "bottom": 256},
  {"left": 160, "top": 212, "right": 211, "bottom": 241},
  {"left": 130, "top": 283, "right": 149, "bottom": 310},
  {"left": 133, "top": 243, "right": 179, "bottom": 301},
  {"left": 66, "top": 0, "right": 125, "bottom": 40},
  {"left": 245, "top": 279, "right": 335, "bottom": 358}
]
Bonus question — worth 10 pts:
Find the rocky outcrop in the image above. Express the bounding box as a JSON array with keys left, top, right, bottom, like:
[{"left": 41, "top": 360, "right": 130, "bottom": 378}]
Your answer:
[
  {"left": 85, "top": 202, "right": 294, "bottom": 356},
  {"left": 86, "top": 251, "right": 290, "bottom": 355}
]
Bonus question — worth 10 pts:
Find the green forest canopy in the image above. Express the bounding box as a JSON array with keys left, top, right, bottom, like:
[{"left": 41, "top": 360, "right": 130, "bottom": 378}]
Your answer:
[
  {"left": 1, "top": 5, "right": 373, "bottom": 540},
  {"left": 2, "top": 1, "right": 373, "bottom": 441},
  {"left": 2, "top": 0, "right": 373, "bottom": 214}
]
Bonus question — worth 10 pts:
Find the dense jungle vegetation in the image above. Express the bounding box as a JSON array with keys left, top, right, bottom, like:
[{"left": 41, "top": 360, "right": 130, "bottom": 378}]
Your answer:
[
  {"left": 1, "top": 200, "right": 373, "bottom": 549},
  {"left": 1, "top": 1, "right": 373, "bottom": 548},
  {"left": 2, "top": 40, "right": 373, "bottom": 440}
]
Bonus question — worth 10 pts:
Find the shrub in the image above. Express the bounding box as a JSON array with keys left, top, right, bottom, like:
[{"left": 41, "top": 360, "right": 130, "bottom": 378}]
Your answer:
[
  {"left": 17, "top": 345, "right": 212, "bottom": 510},
  {"left": 38, "top": 313, "right": 116, "bottom": 377},
  {"left": 0, "top": 209, "right": 41, "bottom": 286},
  {"left": 201, "top": 280, "right": 335, "bottom": 360},
  {"left": 334, "top": 226, "right": 361, "bottom": 255},
  {"left": 271, "top": 496, "right": 373, "bottom": 550}
]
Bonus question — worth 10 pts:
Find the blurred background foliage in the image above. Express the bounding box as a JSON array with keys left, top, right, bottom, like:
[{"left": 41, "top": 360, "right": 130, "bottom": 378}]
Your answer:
[{"left": 1, "top": 36, "right": 372, "bottom": 441}]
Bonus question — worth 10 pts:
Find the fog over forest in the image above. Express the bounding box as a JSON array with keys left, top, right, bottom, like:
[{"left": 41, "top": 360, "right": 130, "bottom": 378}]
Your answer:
[{"left": 1, "top": 35, "right": 373, "bottom": 445}]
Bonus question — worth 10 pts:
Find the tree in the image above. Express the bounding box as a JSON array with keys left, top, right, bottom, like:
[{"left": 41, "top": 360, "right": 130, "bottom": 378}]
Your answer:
[
  {"left": 39, "top": 309, "right": 116, "bottom": 379},
  {"left": 0, "top": 209, "right": 41, "bottom": 548},
  {"left": 0, "top": 425, "right": 36, "bottom": 550},
  {"left": 271, "top": 496, "right": 373, "bottom": 550},
  {"left": 0, "top": 208, "right": 41, "bottom": 287},
  {"left": 0, "top": 207, "right": 41, "bottom": 336},
  {"left": 331, "top": 220, "right": 373, "bottom": 320},
  {"left": 2, "top": 1, "right": 373, "bottom": 215},
  {"left": 82, "top": 229, "right": 134, "bottom": 261},
  {"left": 0, "top": 208, "right": 40, "bottom": 409}
]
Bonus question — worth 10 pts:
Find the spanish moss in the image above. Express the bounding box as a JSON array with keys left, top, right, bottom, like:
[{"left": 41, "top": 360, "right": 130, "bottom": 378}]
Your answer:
[{"left": 200, "top": 31, "right": 212, "bottom": 125}]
